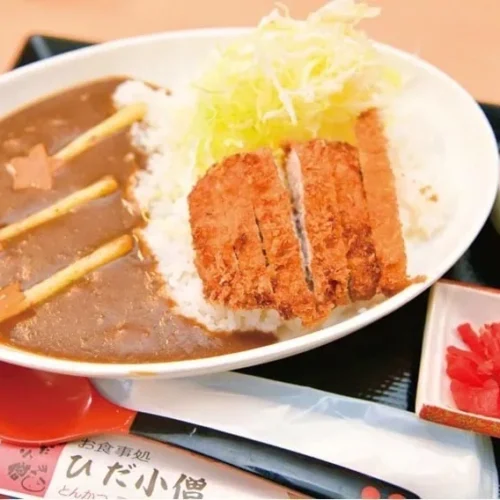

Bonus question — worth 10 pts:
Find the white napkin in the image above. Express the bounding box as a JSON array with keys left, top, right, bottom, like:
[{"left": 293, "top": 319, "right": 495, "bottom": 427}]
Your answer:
[{"left": 94, "top": 372, "right": 498, "bottom": 499}]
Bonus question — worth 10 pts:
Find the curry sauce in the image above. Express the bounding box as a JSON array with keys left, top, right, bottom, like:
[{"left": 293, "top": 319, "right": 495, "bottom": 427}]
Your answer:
[{"left": 0, "top": 78, "right": 275, "bottom": 362}]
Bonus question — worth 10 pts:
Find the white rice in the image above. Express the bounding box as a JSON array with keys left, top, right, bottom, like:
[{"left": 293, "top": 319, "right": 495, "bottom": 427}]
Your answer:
[{"left": 113, "top": 79, "right": 450, "bottom": 337}]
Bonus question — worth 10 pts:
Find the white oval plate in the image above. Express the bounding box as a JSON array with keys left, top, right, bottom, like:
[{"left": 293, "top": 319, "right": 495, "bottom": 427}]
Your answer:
[{"left": 0, "top": 28, "right": 498, "bottom": 379}]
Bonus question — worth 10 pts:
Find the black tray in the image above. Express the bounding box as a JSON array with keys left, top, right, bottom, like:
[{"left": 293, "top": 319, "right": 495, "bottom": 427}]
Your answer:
[{"left": 11, "top": 35, "right": 500, "bottom": 495}]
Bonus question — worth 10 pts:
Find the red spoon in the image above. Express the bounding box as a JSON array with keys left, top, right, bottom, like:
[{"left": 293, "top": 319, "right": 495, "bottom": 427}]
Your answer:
[{"left": 0, "top": 362, "right": 419, "bottom": 499}]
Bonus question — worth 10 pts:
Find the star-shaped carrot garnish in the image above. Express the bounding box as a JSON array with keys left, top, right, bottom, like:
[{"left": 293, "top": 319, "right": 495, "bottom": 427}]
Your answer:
[{"left": 5, "top": 143, "right": 63, "bottom": 191}]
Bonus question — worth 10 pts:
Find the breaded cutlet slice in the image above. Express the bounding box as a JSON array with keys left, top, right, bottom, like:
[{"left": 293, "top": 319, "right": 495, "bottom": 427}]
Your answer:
[
  {"left": 286, "top": 140, "right": 350, "bottom": 313},
  {"left": 355, "top": 108, "right": 408, "bottom": 295},
  {"left": 331, "top": 142, "right": 381, "bottom": 301},
  {"left": 188, "top": 161, "right": 243, "bottom": 306},
  {"left": 188, "top": 154, "right": 274, "bottom": 309},
  {"left": 244, "top": 149, "right": 318, "bottom": 324}
]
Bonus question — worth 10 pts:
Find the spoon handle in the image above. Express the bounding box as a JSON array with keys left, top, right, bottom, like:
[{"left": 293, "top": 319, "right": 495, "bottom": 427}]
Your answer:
[{"left": 130, "top": 412, "right": 419, "bottom": 499}]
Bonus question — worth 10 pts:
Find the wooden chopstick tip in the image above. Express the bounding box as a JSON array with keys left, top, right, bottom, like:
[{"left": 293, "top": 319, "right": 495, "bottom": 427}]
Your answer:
[
  {"left": 0, "top": 175, "right": 120, "bottom": 245},
  {"left": 5, "top": 102, "right": 148, "bottom": 191},
  {"left": 54, "top": 102, "right": 148, "bottom": 163},
  {"left": 0, "top": 233, "right": 134, "bottom": 325}
]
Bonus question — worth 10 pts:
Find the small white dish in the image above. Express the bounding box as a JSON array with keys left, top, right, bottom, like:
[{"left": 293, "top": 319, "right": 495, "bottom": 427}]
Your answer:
[{"left": 417, "top": 279, "right": 500, "bottom": 437}]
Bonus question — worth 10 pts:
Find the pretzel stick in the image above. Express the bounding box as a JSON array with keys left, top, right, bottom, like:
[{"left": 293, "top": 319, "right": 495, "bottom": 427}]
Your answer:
[
  {"left": 0, "top": 176, "right": 118, "bottom": 244},
  {"left": 0, "top": 234, "right": 133, "bottom": 323},
  {"left": 53, "top": 102, "right": 146, "bottom": 166}
]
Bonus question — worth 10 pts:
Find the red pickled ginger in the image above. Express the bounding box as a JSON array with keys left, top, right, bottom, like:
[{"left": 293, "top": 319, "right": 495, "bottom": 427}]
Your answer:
[{"left": 446, "top": 322, "right": 500, "bottom": 418}]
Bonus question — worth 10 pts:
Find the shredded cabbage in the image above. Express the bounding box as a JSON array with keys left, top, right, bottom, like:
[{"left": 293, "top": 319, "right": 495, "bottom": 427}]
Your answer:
[{"left": 176, "top": 0, "right": 402, "bottom": 176}]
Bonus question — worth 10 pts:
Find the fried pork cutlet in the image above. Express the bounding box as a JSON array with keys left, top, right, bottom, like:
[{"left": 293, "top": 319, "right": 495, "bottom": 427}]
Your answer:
[
  {"left": 286, "top": 140, "right": 350, "bottom": 314},
  {"left": 330, "top": 142, "right": 381, "bottom": 301},
  {"left": 189, "top": 107, "right": 410, "bottom": 328},
  {"left": 189, "top": 150, "right": 317, "bottom": 323},
  {"left": 243, "top": 149, "right": 317, "bottom": 324},
  {"left": 355, "top": 108, "right": 408, "bottom": 295},
  {"left": 188, "top": 154, "right": 274, "bottom": 310}
]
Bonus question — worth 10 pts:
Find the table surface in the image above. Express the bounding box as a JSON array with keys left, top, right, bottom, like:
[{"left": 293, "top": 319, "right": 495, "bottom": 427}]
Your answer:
[{"left": 1, "top": 0, "right": 500, "bottom": 104}]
